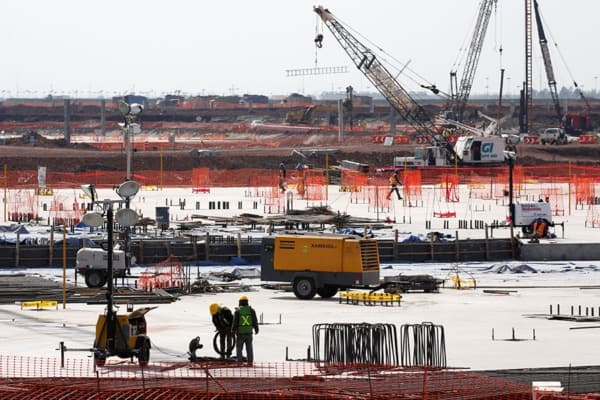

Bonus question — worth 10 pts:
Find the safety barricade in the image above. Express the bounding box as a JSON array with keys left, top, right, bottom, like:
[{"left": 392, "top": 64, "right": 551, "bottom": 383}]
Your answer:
[
  {"left": 338, "top": 291, "right": 401, "bottom": 306},
  {"left": 393, "top": 135, "right": 410, "bottom": 144},
  {"left": 579, "top": 134, "right": 597, "bottom": 144},
  {"left": 448, "top": 274, "right": 477, "bottom": 290},
  {"left": 522, "top": 135, "right": 540, "bottom": 144},
  {"left": 415, "top": 135, "right": 428, "bottom": 144},
  {"left": 20, "top": 300, "right": 58, "bottom": 311}
]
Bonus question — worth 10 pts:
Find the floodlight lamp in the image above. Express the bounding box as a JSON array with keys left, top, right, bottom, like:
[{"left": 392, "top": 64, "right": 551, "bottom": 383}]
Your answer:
[
  {"left": 116, "top": 180, "right": 140, "bottom": 200},
  {"left": 80, "top": 184, "right": 98, "bottom": 203},
  {"left": 118, "top": 101, "right": 130, "bottom": 116},
  {"left": 82, "top": 212, "right": 104, "bottom": 228},
  {"left": 128, "top": 103, "right": 143, "bottom": 115},
  {"left": 115, "top": 208, "right": 139, "bottom": 227}
]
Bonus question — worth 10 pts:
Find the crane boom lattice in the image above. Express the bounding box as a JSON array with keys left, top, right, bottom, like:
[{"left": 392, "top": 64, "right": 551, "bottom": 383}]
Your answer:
[
  {"left": 314, "top": 6, "right": 446, "bottom": 152},
  {"left": 454, "top": 0, "right": 497, "bottom": 121},
  {"left": 286, "top": 66, "right": 349, "bottom": 77}
]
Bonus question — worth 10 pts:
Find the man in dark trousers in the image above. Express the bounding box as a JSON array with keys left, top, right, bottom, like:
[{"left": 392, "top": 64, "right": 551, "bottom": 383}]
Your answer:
[
  {"left": 386, "top": 170, "right": 403, "bottom": 200},
  {"left": 209, "top": 303, "right": 234, "bottom": 359},
  {"left": 232, "top": 295, "right": 259, "bottom": 364}
]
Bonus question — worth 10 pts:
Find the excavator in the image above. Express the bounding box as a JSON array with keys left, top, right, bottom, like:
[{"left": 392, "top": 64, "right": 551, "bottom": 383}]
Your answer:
[
  {"left": 284, "top": 90, "right": 353, "bottom": 125},
  {"left": 284, "top": 104, "right": 341, "bottom": 124},
  {"left": 314, "top": 6, "right": 508, "bottom": 167},
  {"left": 533, "top": 0, "right": 591, "bottom": 135}
]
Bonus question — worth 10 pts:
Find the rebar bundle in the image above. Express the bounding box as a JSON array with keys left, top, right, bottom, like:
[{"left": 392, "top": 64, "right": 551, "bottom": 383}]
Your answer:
[
  {"left": 400, "top": 322, "right": 447, "bottom": 368},
  {"left": 312, "top": 323, "right": 399, "bottom": 365}
]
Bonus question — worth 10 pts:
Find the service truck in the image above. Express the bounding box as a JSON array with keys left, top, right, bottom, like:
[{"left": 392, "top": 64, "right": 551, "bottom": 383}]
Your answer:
[
  {"left": 260, "top": 234, "right": 380, "bottom": 300},
  {"left": 76, "top": 248, "right": 128, "bottom": 288}
]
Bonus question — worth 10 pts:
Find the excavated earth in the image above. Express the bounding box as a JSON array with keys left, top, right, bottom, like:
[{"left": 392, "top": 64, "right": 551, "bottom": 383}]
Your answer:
[{"left": 0, "top": 134, "right": 598, "bottom": 173}]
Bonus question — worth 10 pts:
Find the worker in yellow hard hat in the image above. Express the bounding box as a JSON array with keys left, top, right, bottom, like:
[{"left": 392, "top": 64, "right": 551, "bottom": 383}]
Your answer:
[
  {"left": 232, "top": 295, "right": 259, "bottom": 364},
  {"left": 209, "top": 302, "right": 234, "bottom": 359}
]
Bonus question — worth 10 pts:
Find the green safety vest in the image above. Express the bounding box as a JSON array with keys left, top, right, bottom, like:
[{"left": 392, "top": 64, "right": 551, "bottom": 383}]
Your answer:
[{"left": 237, "top": 305, "right": 254, "bottom": 335}]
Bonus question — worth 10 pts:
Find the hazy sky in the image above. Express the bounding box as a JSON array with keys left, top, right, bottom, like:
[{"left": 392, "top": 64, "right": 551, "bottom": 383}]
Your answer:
[{"left": 2, "top": 0, "right": 599, "bottom": 98}]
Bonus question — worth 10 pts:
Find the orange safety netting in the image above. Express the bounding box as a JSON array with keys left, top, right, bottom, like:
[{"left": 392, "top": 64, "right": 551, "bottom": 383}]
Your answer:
[
  {"left": 138, "top": 255, "right": 184, "bottom": 291},
  {"left": 263, "top": 179, "right": 285, "bottom": 214},
  {"left": 586, "top": 205, "right": 600, "bottom": 228},
  {"left": 440, "top": 173, "right": 460, "bottom": 203},
  {"left": 303, "top": 170, "right": 326, "bottom": 201},
  {"left": 402, "top": 169, "right": 422, "bottom": 205},
  {"left": 541, "top": 187, "right": 565, "bottom": 216},
  {"left": 191, "top": 167, "right": 210, "bottom": 193},
  {"left": 574, "top": 176, "right": 596, "bottom": 205},
  {"left": 1, "top": 354, "right": 572, "bottom": 400},
  {"left": 340, "top": 169, "right": 368, "bottom": 192},
  {"left": 2, "top": 164, "right": 600, "bottom": 191},
  {"left": 366, "top": 182, "right": 390, "bottom": 212}
]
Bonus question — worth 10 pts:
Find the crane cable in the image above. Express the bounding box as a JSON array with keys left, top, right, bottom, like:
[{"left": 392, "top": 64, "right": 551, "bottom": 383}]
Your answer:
[
  {"left": 536, "top": 5, "right": 579, "bottom": 90},
  {"left": 326, "top": 10, "right": 439, "bottom": 94},
  {"left": 314, "top": 15, "right": 324, "bottom": 66},
  {"left": 451, "top": 1, "right": 483, "bottom": 78}
]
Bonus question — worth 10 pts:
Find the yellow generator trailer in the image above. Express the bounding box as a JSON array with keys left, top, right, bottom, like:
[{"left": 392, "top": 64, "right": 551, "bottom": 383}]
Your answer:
[
  {"left": 260, "top": 234, "right": 380, "bottom": 299},
  {"left": 93, "top": 306, "right": 155, "bottom": 366}
]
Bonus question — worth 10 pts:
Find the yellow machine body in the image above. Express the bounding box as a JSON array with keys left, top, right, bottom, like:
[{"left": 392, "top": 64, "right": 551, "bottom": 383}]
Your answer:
[{"left": 261, "top": 234, "right": 380, "bottom": 299}]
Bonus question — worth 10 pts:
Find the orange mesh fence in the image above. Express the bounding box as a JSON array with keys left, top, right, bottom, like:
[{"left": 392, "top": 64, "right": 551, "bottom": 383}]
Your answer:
[
  {"left": 440, "top": 173, "right": 460, "bottom": 203},
  {"left": 191, "top": 167, "right": 210, "bottom": 193},
  {"left": 340, "top": 169, "right": 368, "bottom": 192},
  {"left": 364, "top": 179, "right": 390, "bottom": 212},
  {"left": 403, "top": 169, "right": 422, "bottom": 205},
  {"left": 0, "top": 355, "right": 546, "bottom": 400},
  {"left": 586, "top": 205, "right": 600, "bottom": 228},
  {"left": 263, "top": 180, "right": 285, "bottom": 214},
  {"left": 138, "top": 255, "right": 184, "bottom": 291},
  {"left": 574, "top": 176, "right": 597, "bottom": 206},
  {"left": 303, "top": 170, "right": 326, "bottom": 201},
  {"left": 3, "top": 164, "right": 600, "bottom": 190}
]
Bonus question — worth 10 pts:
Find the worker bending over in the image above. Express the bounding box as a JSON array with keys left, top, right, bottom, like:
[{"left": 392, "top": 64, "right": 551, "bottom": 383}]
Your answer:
[{"left": 209, "top": 303, "right": 234, "bottom": 359}]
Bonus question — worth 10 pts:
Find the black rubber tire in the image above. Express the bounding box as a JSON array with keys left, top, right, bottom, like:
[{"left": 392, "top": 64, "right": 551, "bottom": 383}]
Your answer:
[
  {"left": 94, "top": 350, "right": 106, "bottom": 367},
  {"left": 293, "top": 277, "right": 316, "bottom": 300},
  {"left": 317, "top": 285, "right": 338, "bottom": 299},
  {"left": 85, "top": 270, "right": 107, "bottom": 288},
  {"left": 138, "top": 337, "right": 150, "bottom": 367},
  {"left": 212, "top": 331, "right": 236, "bottom": 358}
]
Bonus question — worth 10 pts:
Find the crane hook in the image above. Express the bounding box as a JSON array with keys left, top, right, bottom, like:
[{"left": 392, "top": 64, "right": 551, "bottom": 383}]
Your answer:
[{"left": 314, "top": 33, "right": 323, "bottom": 48}]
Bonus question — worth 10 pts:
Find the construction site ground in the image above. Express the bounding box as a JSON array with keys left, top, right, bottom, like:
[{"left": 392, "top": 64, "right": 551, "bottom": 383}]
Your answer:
[{"left": 1, "top": 132, "right": 599, "bottom": 172}]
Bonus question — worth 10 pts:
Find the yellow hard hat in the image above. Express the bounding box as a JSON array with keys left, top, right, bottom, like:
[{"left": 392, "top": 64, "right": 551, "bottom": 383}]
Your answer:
[
  {"left": 239, "top": 295, "right": 248, "bottom": 302},
  {"left": 209, "top": 303, "right": 219, "bottom": 315}
]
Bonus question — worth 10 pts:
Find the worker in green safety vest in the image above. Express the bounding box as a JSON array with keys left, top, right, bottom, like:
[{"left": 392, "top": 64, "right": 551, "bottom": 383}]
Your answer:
[{"left": 232, "top": 295, "right": 259, "bottom": 363}]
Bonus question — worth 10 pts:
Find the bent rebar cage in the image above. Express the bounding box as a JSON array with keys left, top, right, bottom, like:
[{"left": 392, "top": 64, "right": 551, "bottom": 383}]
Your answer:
[
  {"left": 400, "top": 322, "right": 447, "bottom": 368},
  {"left": 312, "top": 323, "right": 399, "bottom": 366}
]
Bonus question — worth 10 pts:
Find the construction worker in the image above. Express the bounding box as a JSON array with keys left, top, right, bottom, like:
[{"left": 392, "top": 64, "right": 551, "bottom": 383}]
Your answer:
[
  {"left": 278, "top": 162, "right": 287, "bottom": 193},
  {"left": 232, "top": 295, "right": 259, "bottom": 363},
  {"left": 531, "top": 217, "right": 550, "bottom": 240},
  {"left": 209, "top": 303, "right": 234, "bottom": 359},
  {"left": 386, "top": 170, "right": 403, "bottom": 200}
]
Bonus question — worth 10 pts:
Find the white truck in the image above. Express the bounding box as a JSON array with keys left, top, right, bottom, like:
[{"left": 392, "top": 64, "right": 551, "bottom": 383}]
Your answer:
[
  {"left": 540, "top": 128, "right": 567, "bottom": 145},
  {"left": 76, "top": 248, "right": 127, "bottom": 288}
]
